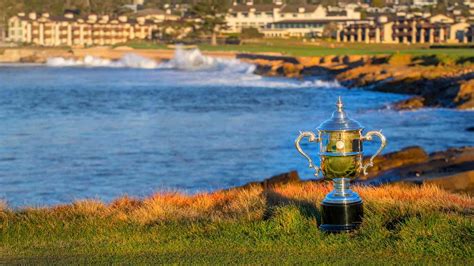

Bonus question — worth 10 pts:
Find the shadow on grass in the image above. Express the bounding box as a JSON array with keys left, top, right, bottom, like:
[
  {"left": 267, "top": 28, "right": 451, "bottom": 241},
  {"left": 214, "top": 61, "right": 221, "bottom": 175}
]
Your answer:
[{"left": 262, "top": 188, "right": 322, "bottom": 225}]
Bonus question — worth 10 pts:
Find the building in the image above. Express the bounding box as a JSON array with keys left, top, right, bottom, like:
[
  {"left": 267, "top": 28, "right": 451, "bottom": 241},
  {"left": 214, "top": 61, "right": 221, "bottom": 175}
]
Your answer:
[
  {"left": 225, "top": 0, "right": 361, "bottom": 37},
  {"left": 134, "top": 8, "right": 180, "bottom": 22},
  {"left": 7, "top": 12, "right": 158, "bottom": 46},
  {"left": 413, "top": 0, "right": 438, "bottom": 7},
  {"left": 263, "top": 20, "right": 330, "bottom": 38},
  {"left": 336, "top": 14, "right": 473, "bottom": 44},
  {"left": 0, "top": 25, "right": 5, "bottom": 43}
]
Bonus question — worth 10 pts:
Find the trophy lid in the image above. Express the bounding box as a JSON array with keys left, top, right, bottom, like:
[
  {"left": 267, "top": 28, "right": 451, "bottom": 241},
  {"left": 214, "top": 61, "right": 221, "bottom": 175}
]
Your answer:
[{"left": 317, "top": 97, "right": 363, "bottom": 131}]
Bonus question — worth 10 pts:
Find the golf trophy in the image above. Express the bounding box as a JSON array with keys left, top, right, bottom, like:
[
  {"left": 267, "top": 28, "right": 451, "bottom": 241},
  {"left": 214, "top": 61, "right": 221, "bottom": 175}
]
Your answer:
[{"left": 295, "top": 97, "right": 386, "bottom": 233}]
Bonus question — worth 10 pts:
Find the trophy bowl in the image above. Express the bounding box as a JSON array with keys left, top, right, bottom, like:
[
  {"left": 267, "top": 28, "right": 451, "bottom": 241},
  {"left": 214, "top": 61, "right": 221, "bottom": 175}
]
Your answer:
[{"left": 295, "top": 97, "right": 386, "bottom": 233}]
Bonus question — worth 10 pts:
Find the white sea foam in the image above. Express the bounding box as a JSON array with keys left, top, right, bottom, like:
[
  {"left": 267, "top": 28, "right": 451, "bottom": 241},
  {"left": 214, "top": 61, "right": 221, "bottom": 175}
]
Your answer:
[
  {"left": 46, "top": 53, "right": 158, "bottom": 69},
  {"left": 43, "top": 46, "right": 340, "bottom": 89},
  {"left": 160, "top": 46, "right": 256, "bottom": 74}
]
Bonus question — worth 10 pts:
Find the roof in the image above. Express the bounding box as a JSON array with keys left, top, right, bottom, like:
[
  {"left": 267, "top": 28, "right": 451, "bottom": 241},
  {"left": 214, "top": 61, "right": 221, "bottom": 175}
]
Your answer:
[
  {"left": 135, "top": 8, "right": 166, "bottom": 17},
  {"left": 270, "top": 19, "right": 358, "bottom": 25},
  {"left": 12, "top": 13, "right": 157, "bottom": 26},
  {"left": 327, "top": 11, "right": 347, "bottom": 16},
  {"left": 229, "top": 4, "right": 278, "bottom": 13},
  {"left": 280, "top": 5, "right": 319, "bottom": 13},
  {"left": 230, "top": 4, "right": 322, "bottom": 14}
]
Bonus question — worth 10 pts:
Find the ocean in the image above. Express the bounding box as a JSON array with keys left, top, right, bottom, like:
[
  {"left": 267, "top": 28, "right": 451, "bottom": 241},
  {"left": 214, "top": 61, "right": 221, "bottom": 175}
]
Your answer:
[{"left": 0, "top": 49, "right": 472, "bottom": 207}]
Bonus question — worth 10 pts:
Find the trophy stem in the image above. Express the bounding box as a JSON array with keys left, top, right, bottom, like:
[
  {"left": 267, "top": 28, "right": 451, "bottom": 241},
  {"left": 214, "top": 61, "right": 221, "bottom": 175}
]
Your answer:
[
  {"left": 320, "top": 178, "right": 364, "bottom": 233},
  {"left": 323, "top": 178, "right": 362, "bottom": 204},
  {"left": 333, "top": 178, "right": 352, "bottom": 198}
]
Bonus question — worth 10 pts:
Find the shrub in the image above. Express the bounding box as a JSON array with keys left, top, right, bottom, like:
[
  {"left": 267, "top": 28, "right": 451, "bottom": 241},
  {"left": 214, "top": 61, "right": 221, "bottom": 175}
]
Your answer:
[
  {"left": 456, "top": 56, "right": 474, "bottom": 65},
  {"left": 241, "top": 27, "right": 263, "bottom": 39},
  {"left": 435, "top": 54, "right": 458, "bottom": 66},
  {"left": 413, "top": 55, "right": 439, "bottom": 66},
  {"left": 388, "top": 53, "right": 412, "bottom": 66}
]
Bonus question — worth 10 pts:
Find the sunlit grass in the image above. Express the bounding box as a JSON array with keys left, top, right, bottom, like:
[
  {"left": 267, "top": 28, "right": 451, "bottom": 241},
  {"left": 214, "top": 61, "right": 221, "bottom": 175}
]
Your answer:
[
  {"left": 1, "top": 183, "right": 472, "bottom": 263},
  {"left": 113, "top": 39, "right": 474, "bottom": 57}
]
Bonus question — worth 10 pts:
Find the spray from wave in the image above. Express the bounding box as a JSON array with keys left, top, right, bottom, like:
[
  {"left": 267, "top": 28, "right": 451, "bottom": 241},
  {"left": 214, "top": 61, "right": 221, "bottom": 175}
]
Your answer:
[
  {"left": 46, "top": 53, "right": 159, "bottom": 69},
  {"left": 45, "top": 46, "right": 341, "bottom": 89},
  {"left": 160, "top": 46, "right": 256, "bottom": 74},
  {"left": 47, "top": 46, "right": 255, "bottom": 73}
]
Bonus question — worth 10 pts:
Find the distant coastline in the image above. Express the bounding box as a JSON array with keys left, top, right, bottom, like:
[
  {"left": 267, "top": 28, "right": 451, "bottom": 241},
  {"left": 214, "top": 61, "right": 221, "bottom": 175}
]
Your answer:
[{"left": 1, "top": 46, "right": 473, "bottom": 110}]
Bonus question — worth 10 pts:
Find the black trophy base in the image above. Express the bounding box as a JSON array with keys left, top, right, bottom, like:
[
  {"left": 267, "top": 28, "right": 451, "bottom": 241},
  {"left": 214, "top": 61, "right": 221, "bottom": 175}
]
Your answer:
[{"left": 320, "top": 201, "right": 363, "bottom": 233}]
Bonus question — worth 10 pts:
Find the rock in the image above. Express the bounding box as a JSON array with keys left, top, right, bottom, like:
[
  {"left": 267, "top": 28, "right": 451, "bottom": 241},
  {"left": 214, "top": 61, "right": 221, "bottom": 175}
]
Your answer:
[
  {"left": 454, "top": 79, "right": 474, "bottom": 109},
  {"left": 362, "top": 147, "right": 474, "bottom": 195},
  {"left": 19, "top": 54, "right": 44, "bottom": 63},
  {"left": 238, "top": 171, "right": 301, "bottom": 190},
  {"left": 113, "top": 46, "right": 134, "bottom": 51},
  {"left": 361, "top": 146, "right": 429, "bottom": 179},
  {"left": 392, "top": 96, "right": 425, "bottom": 110},
  {"left": 263, "top": 171, "right": 301, "bottom": 187},
  {"left": 424, "top": 170, "right": 474, "bottom": 195},
  {"left": 253, "top": 63, "right": 273, "bottom": 76},
  {"left": 282, "top": 63, "right": 302, "bottom": 78},
  {"left": 0, "top": 49, "right": 35, "bottom": 62}
]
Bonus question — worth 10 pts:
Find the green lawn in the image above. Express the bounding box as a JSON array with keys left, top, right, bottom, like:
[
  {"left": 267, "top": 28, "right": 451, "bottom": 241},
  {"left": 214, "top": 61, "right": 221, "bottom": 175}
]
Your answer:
[
  {"left": 122, "top": 39, "right": 474, "bottom": 57},
  {"left": 1, "top": 206, "right": 472, "bottom": 264},
  {"left": 200, "top": 43, "right": 474, "bottom": 57},
  {"left": 1, "top": 183, "right": 473, "bottom": 264}
]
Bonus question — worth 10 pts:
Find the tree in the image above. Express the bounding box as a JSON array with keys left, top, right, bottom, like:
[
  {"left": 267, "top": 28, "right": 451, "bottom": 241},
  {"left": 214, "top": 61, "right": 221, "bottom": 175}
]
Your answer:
[
  {"left": 432, "top": 1, "right": 448, "bottom": 15},
  {"left": 241, "top": 27, "right": 263, "bottom": 39},
  {"left": 189, "top": 0, "right": 228, "bottom": 46},
  {"left": 371, "top": 0, "right": 385, "bottom": 8},
  {"left": 322, "top": 22, "right": 338, "bottom": 39}
]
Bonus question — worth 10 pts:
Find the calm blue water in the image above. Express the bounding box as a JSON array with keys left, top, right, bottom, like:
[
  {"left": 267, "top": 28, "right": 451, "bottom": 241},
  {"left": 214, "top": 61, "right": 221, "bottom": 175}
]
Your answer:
[{"left": 0, "top": 58, "right": 473, "bottom": 207}]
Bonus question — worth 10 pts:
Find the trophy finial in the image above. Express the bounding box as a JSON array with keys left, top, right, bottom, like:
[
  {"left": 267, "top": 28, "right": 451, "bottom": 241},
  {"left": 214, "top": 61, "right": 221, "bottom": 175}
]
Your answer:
[{"left": 336, "top": 96, "right": 343, "bottom": 111}]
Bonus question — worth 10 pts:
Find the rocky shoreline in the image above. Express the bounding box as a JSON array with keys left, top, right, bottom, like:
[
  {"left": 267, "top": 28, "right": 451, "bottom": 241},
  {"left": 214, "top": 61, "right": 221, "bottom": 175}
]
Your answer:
[
  {"left": 238, "top": 53, "right": 474, "bottom": 110},
  {"left": 246, "top": 146, "right": 474, "bottom": 196},
  {"left": 1, "top": 46, "right": 473, "bottom": 110}
]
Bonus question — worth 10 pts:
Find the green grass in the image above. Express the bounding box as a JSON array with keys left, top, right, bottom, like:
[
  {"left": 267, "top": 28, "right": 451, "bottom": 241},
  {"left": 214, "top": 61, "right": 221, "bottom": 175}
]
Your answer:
[
  {"left": 199, "top": 43, "right": 474, "bottom": 57},
  {"left": 1, "top": 205, "right": 472, "bottom": 264},
  {"left": 0, "top": 183, "right": 473, "bottom": 264},
  {"left": 120, "top": 38, "right": 474, "bottom": 57}
]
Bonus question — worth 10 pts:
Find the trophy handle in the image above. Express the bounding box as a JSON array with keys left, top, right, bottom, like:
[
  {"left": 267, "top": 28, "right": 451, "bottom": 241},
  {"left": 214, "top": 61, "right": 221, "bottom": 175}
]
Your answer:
[
  {"left": 361, "top": 130, "right": 387, "bottom": 175},
  {"left": 295, "top": 131, "right": 321, "bottom": 177}
]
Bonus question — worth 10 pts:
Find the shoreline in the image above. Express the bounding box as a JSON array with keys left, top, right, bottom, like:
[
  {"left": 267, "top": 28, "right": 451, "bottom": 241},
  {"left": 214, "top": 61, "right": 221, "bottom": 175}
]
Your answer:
[
  {"left": 1, "top": 46, "right": 473, "bottom": 110},
  {"left": 1, "top": 145, "right": 472, "bottom": 209}
]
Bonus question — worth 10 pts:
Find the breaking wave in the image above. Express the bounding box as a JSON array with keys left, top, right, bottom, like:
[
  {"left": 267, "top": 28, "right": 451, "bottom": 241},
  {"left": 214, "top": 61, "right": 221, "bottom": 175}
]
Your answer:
[
  {"left": 44, "top": 46, "right": 341, "bottom": 89},
  {"left": 160, "top": 46, "right": 256, "bottom": 74},
  {"left": 46, "top": 53, "right": 159, "bottom": 69}
]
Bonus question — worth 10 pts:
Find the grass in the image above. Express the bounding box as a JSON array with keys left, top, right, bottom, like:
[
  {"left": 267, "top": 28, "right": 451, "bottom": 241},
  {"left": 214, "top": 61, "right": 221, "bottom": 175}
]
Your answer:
[
  {"left": 121, "top": 38, "right": 474, "bottom": 57},
  {"left": 1, "top": 183, "right": 473, "bottom": 264}
]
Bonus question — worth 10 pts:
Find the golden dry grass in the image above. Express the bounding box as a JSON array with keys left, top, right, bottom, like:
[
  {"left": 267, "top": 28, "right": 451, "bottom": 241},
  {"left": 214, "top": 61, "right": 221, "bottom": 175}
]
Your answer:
[
  {"left": 1, "top": 182, "right": 473, "bottom": 264},
  {"left": 4, "top": 182, "right": 471, "bottom": 225}
]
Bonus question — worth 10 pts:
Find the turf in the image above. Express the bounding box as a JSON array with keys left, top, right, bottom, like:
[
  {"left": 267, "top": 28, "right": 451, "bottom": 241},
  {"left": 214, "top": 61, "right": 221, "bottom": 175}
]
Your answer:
[
  {"left": 0, "top": 183, "right": 473, "bottom": 264},
  {"left": 123, "top": 39, "right": 474, "bottom": 57}
]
